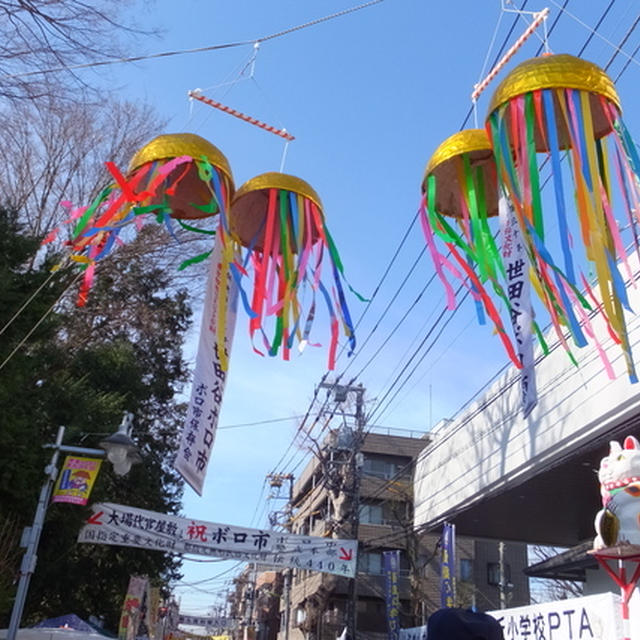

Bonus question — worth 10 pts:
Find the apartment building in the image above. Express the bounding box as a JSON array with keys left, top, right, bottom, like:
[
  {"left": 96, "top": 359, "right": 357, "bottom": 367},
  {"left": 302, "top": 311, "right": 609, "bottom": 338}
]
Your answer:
[{"left": 275, "top": 427, "right": 530, "bottom": 640}]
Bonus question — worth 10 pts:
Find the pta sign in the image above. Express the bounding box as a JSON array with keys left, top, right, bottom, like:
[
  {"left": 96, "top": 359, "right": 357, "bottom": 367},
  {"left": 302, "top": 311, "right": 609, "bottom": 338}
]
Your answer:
[{"left": 488, "top": 592, "right": 623, "bottom": 640}]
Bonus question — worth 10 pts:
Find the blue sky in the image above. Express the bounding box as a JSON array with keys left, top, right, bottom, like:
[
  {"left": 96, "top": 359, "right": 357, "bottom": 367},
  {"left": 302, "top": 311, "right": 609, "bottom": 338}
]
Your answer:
[{"left": 89, "top": 0, "right": 640, "bottom": 616}]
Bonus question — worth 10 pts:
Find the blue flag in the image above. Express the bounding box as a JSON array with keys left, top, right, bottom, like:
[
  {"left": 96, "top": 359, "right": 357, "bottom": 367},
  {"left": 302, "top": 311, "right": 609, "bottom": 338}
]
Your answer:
[
  {"left": 440, "top": 523, "right": 455, "bottom": 608},
  {"left": 383, "top": 550, "right": 401, "bottom": 640}
]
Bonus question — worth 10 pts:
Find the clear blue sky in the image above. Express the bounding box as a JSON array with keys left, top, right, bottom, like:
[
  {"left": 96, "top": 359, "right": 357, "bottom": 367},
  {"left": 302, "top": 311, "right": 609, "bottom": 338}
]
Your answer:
[{"left": 91, "top": 0, "right": 640, "bottom": 616}]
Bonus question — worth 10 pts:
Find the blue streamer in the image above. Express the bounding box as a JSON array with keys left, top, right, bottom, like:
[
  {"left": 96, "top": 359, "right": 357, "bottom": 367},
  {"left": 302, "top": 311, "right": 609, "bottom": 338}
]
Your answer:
[
  {"left": 524, "top": 220, "right": 587, "bottom": 347},
  {"left": 229, "top": 263, "right": 259, "bottom": 318},
  {"left": 570, "top": 90, "right": 593, "bottom": 192},
  {"left": 543, "top": 89, "right": 576, "bottom": 285},
  {"left": 92, "top": 229, "right": 120, "bottom": 261},
  {"left": 605, "top": 250, "right": 632, "bottom": 313},
  {"left": 331, "top": 261, "right": 356, "bottom": 356}
]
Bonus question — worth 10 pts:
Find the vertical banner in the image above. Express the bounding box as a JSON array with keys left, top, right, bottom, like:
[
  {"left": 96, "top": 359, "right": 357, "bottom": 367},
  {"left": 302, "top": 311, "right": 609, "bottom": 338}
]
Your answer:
[
  {"left": 499, "top": 194, "right": 537, "bottom": 417},
  {"left": 440, "top": 523, "right": 455, "bottom": 608},
  {"left": 52, "top": 456, "right": 102, "bottom": 505},
  {"left": 118, "top": 575, "right": 148, "bottom": 640},
  {"left": 147, "top": 585, "right": 160, "bottom": 640},
  {"left": 174, "top": 233, "right": 238, "bottom": 495},
  {"left": 383, "top": 550, "right": 401, "bottom": 640}
]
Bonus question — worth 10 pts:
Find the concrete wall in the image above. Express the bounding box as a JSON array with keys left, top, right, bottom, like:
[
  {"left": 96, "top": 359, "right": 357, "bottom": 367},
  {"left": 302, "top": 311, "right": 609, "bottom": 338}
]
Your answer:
[{"left": 414, "top": 275, "right": 640, "bottom": 536}]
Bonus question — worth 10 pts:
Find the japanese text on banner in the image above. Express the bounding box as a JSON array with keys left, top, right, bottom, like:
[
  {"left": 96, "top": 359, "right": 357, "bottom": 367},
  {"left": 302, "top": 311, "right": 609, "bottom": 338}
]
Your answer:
[
  {"left": 174, "top": 232, "right": 238, "bottom": 495},
  {"left": 78, "top": 502, "right": 358, "bottom": 578}
]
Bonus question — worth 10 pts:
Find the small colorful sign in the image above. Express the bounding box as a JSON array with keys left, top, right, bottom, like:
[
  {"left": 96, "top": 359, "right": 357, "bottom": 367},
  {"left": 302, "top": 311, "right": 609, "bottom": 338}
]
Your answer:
[{"left": 52, "top": 456, "right": 102, "bottom": 505}]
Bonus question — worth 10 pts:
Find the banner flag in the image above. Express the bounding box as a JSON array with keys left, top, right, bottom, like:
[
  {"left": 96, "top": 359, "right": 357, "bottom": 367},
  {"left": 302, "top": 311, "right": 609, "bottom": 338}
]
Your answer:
[
  {"left": 52, "top": 456, "right": 102, "bottom": 505},
  {"left": 383, "top": 550, "right": 401, "bottom": 640},
  {"left": 499, "top": 194, "right": 537, "bottom": 417},
  {"left": 118, "top": 575, "right": 148, "bottom": 640},
  {"left": 174, "top": 232, "right": 238, "bottom": 495},
  {"left": 440, "top": 522, "right": 455, "bottom": 608},
  {"left": 147, "top": 586, "right": 160, "bottom": 640},
  {"left": 78, "top": 502, "right": 358, "bottom": 578}
]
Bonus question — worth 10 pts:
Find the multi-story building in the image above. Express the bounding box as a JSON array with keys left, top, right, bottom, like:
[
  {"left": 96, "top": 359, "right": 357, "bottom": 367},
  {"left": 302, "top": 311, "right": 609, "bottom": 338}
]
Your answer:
[{"left": 275, "top": 427, "right": 530, "bottom": 640}]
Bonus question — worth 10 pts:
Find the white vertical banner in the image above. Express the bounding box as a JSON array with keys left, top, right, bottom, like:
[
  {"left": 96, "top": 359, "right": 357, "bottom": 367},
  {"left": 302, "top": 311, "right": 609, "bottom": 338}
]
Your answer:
[
  {"left": 499, "top": 194, "right": 537, "bottom": 417},
  {"left": 174, "top": 233, "right": 238, "bottom": 495}
]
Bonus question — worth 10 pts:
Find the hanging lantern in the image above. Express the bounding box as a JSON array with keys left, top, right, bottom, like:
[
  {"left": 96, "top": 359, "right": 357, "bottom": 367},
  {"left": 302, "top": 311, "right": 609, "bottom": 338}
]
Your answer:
[
  {"left": 420, "top": 128, "right": 524, "bottom": 369},
  {"left": 61, "top": 132, "right": 234, "bottom": 305},
  {"left": 228, "top": 171, "right": 358, "bottom": 369},
  {"left": 486, "top": 53, "right": 640, "bottom": 381}
]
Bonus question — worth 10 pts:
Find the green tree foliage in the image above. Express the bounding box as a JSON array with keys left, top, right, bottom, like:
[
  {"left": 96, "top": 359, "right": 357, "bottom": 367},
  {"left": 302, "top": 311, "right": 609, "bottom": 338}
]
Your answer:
[{"left": 0, "top": 209, "right": 192, "bottom": 630}]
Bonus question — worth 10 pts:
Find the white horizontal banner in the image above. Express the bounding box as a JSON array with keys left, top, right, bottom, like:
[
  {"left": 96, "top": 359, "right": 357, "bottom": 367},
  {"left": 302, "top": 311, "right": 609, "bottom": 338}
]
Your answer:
[
  {"left": 487, "top": 592, "right": 623, "bottom": 640},
  {"left": 78, "top": 503, "right": 357, "bottom": 578},
  {"left": 399, "top": 625, "right": 427, "bottom": 640},
  {"left": 178, "top": 615, "right": 233, "bottom": 628}
]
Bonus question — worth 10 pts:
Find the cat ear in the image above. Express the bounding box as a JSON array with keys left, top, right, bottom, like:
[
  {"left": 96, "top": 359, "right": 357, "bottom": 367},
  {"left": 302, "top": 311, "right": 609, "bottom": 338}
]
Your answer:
[
  {"left": 610, "top": 441, "right": 622, "bottom": 455},
  {"left": 624, "top": 436, "right": 640, "bottom": 450}
]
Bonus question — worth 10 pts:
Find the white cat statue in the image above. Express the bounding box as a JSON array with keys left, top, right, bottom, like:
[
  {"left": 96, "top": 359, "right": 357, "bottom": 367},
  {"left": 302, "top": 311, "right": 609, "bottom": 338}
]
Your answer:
[{"left": 594, "top": 435, "right": 640, "bottom": 550}]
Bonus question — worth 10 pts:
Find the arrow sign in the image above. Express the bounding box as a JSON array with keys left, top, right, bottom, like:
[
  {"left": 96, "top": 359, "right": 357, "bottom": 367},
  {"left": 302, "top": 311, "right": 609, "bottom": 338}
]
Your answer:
[
  {"left": 339, "top": 547, "right": 353, "bottom": 561},
  {"left": 87, "top": 511, "right": 103, "bottom": 525}
]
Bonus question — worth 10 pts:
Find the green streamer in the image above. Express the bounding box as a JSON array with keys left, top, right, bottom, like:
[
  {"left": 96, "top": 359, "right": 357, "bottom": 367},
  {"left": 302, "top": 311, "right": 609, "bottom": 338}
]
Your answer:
[{"left": 178, "top": 250, "right": 213, "bottom": 271}]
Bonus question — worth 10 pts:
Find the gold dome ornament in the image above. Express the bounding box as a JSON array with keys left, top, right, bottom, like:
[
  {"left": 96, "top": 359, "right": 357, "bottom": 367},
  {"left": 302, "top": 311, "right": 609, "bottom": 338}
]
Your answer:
[
  {"left": 419, "top": 129, "right": 520, "bottom": 369},
  {"left": 488, "top": 53, "right": 621, "bottom": 151},
  {"left": 423, "top": 128, "right": 498, "bottom": 219},
  {"left": 230, "top": 172, "right": 322, "bottom": 250},
  {"left": 486, "top": 53, "right": 640, "bottom": 383},
  {"left": 226, "top": 171, "right": 359, "bottom": 370},
  {"left": 128, "top": 132, "right": 234, "bottom": 220},
  {"left": 65, "top": 133, "right": 235, "bottom": 305}
]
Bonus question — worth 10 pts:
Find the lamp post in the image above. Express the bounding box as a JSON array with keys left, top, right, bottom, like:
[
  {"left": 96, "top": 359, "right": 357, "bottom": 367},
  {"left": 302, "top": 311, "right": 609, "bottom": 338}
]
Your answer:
[{"left": 7, "top": 413, "right": 141, "bottom": 640}]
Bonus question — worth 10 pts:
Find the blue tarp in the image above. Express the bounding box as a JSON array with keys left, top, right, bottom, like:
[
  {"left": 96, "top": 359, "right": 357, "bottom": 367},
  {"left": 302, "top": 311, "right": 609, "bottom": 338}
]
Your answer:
[{"left": 32, "top": 615, "right": 98, "bottom": 634}]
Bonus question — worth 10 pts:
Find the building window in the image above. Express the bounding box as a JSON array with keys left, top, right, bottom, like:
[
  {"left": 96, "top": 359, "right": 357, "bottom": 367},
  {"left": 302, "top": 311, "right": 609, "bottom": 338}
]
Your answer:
[
  {"left": 362, "top": 454, "right": 411, "bottom": 479},
  {"left": 295, "top": 607, "right": 306, "bottom": 624},
  {"left": 487, "top": 562, "right": 510, "bottom": 586},
  {"left": 359, "top": 551, "right": 383, "bottom": 575},
  {"left": 360, "top": 503, "right": 384, "bottom": 524},
  {"left": 460, "top": 558, "right": 473, "bottom": 582}
]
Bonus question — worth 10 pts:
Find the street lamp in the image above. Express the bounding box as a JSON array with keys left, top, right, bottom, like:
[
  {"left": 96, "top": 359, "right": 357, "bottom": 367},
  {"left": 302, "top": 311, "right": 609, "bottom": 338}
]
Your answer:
[{"left": 7, "top": 413, "right": 142, "bottom": 640}]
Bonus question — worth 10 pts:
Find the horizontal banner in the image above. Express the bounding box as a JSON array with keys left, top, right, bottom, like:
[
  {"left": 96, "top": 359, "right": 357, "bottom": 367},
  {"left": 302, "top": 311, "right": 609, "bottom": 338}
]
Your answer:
[
  {"left": 487, "top": 592, "right": 623, "bottom": 640},
  {"left": 178, "top": 615, "right": 234, "bottom": 628},
  {"left": 78, "top": 503, "right": 357, "bottom": 578}
]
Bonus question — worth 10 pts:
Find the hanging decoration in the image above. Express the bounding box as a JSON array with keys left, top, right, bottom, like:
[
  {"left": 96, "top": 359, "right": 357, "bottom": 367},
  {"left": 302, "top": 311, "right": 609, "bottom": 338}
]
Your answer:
[
  {"left": 420, "top": 129, "right": 519, "bottom": 363},
  {"left": 227, "top": 171, "right": 359, "bottom": 370},
  {"left": 63, "top": 133, "right": 234, "bottom": 305},
  {"left": 487, "top": 53, "right": 640, "bottom": 382},
  {"left": 420, "top": 128, "right": 547, "bottom": 413}
]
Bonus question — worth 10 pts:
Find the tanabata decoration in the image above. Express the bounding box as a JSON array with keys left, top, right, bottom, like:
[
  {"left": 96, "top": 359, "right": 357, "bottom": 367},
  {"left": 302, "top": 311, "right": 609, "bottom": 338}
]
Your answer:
[
  {"left": 487, "top": 53, "right": 640, "bottom": 382},
  {"left": 60, "top": 133, "right": 234, "bottom": 305},
  {"left": 227, "top": 172, "right": 359, "bottom": 369},
  {"left": 420, "top": 128, "right": 527, "bottom": 369}
]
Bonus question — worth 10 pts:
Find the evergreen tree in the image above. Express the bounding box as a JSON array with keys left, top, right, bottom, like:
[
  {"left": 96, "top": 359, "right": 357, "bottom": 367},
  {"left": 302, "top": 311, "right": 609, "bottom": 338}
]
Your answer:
[{"left": 0, "top": 210, "right": 192, "bottom": 630}]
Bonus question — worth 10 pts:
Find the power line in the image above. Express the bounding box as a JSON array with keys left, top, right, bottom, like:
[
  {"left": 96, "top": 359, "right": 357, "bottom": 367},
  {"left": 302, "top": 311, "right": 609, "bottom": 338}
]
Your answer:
[{"left": 6, "top": 0, "right": 384, "bottom": 79}]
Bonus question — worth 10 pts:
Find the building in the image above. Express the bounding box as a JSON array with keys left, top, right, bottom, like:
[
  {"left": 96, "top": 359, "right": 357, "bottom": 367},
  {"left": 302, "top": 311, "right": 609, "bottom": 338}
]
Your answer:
[{"left": 275, "top": 427, "right": 530, "bottom": 640}]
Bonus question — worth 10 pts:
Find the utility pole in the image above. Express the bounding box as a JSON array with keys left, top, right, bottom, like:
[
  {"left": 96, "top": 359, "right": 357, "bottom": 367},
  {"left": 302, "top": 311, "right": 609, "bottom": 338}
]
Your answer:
[
  {"left": 266, "top": 473, "right": 294, "bottom": 640},
  {"left": 319, "top": 381, "right": 365, "bottom": 640}
]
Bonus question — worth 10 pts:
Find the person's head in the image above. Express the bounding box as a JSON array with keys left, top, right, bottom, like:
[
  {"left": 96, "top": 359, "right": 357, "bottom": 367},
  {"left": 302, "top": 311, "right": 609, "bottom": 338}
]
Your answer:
[{"left": 427, "top": 608, "right": 504, "bottom": 640}]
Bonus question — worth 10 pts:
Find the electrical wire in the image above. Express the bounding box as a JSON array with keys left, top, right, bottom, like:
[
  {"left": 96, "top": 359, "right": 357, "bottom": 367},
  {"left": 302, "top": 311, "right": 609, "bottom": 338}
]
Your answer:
[{"left": 6, "top": 0, "right": 385, "bottom": 79}]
